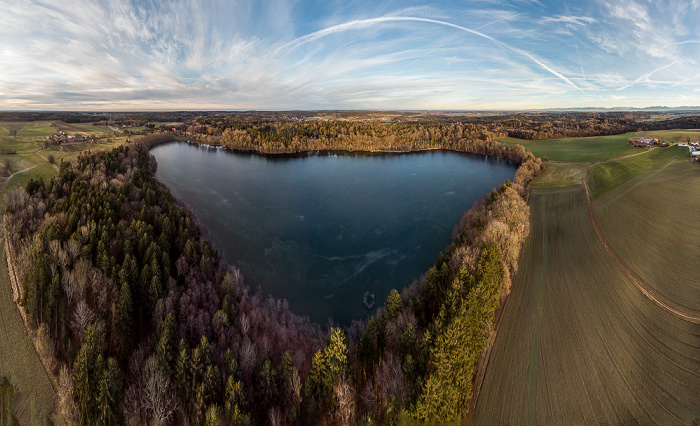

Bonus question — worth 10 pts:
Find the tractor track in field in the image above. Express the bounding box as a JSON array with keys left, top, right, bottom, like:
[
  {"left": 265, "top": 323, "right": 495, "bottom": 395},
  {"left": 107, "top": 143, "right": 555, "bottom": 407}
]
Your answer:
[{"left": 582, "top": 165, "right": 700, "bottom": 325}]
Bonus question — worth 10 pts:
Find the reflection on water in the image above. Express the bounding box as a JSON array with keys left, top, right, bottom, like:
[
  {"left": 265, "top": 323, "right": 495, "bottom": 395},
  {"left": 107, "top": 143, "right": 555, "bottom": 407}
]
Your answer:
[{"left": 151, "top": 142, "right": 516, "bottom": 325}]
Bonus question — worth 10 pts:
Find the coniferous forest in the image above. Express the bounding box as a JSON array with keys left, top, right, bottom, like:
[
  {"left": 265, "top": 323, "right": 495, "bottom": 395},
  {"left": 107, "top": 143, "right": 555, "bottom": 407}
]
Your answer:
[{"left": 4, "top": 116, "right": 543, "bottom": 424}]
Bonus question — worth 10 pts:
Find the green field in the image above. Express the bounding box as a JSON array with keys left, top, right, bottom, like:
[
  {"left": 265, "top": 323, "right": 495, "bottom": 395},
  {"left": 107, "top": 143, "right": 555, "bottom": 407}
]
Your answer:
[
  {"left": 0, "top": 137, "right": 40, "bottom": 154},
  {"left": 0, "top": 237, "right": 55, "bottom": 423},
  {"left": 594, "top": 161, "right": 700, "bottom": 313},
  {"left": 475, "top": 187, "right": 700, "bottom": 424},
  {"left": 3, "top": 153, "right": 46, "bottom": 175},
  {"left": 636, "top": 129, "right": 700, "bottom": 142},
  {"left": 498, "top": 133, "right": 642, "bottom": 162},
  {"left": 531, "top": 162, "right": 586, "bottom": 188},
  {"left": 586, "top": 147, "right": 688, "bottom": 198},
  {"left": 16, "top": 122, "right": 57, "bottom": 137},
  {"left": 0, "top": 122, "right": 29, "bottom": 137},
  {"left": 70, "top": 123, "right": 113, "bottom": 134}
]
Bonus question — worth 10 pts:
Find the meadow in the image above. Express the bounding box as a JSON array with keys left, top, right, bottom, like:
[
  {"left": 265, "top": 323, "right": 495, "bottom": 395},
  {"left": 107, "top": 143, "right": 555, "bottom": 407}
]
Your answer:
[
  {"left": 0, "top": 122, "right": 29, "bottom": 137},
  {"left": 0, "top": 137, "right": 40, "bottom": 154},
  {"left": 498, "top": 133, "right": 642, "bottom": 162},
  {"left": 475, "top": 186, "right": 700, "bottom": 424},
  {"left": 16, "top": 121, "right": 56, "bottom": 137}
]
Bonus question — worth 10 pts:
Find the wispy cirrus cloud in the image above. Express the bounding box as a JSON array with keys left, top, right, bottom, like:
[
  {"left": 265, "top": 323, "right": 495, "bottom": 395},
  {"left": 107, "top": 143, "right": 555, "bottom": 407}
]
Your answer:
[
  {"left": 0, "top": 0, "right": 699, "bottom": 110},
  {"left": 541, "top": 15, "right": 595, "bottom": 25}
]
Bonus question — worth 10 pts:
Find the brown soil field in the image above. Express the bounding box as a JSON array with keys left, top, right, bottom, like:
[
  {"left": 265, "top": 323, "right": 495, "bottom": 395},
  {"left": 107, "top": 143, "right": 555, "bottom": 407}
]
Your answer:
[
  {"left": 594, "top": 160, "right": 700, "bottom": 313},
  {"left": 475, "top": 186, "right": 700, "bottom": 424}
]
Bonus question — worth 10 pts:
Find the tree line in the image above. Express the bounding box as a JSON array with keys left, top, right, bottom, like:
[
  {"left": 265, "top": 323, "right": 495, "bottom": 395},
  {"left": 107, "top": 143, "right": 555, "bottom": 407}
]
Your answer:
[{"left": 5, "top": 130, "right": 541, "bottom": 424}]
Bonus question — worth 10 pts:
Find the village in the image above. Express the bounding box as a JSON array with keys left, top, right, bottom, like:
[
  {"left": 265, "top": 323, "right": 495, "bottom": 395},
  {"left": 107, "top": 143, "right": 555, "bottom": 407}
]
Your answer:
[{"left": 630, "top": 136, "right": 700, "bottom": 161}]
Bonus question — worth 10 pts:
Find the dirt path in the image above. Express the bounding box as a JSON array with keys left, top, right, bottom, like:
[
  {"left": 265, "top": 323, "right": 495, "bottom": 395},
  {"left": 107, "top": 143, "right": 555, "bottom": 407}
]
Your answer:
[
  {"left": 0, "top": 160, "right": 49, "bottom": 193},
  {"left": 581, "top": 165, "right": 700, "bottom": 324}
]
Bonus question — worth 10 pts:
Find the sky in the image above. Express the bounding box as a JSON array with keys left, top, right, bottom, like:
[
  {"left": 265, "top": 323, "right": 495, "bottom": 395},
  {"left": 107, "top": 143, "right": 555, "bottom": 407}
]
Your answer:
[{"left": 1, "top": 0, "right": 700, "bottom": 110}]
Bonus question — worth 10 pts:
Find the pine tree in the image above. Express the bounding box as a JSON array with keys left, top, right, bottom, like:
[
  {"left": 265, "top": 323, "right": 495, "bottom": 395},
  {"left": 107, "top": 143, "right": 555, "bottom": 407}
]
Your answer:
[
  {"left": 114, "top": 282, "right": 134, "bottom": 360},
  {"left": 73, "top": 326, "right": 104, "bottom": 425},
  {"left": 96, "top": 358, "right": 122, "bottom": 426},
  {"left": 385, "top": 289, "right": 402, "bottom": 320},
  {"left": 156, "top": 312, "right": 177, "bottom": 375}
]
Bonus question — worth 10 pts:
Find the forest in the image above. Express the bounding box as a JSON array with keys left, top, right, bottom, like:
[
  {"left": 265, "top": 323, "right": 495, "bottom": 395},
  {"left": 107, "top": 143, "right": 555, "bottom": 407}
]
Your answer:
[
  {"left": 4, "top": 122, "right": 541, "bottom": 424},
  {"left": 153, "top": 111, "right": 700, "bottom": 152}
]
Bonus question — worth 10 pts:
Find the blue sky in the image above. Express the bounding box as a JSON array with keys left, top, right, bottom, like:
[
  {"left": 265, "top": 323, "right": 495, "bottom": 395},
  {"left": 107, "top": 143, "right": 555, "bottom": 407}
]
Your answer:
[{"left": 2, "top": 0, "right": 699, "bottom": 110}]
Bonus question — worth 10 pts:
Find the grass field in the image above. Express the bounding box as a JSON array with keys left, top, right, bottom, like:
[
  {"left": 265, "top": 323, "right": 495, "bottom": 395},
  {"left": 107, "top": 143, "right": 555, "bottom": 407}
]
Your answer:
[
  {"left": 16, "top": 122, "right": 56, "bottom": 138},
  {"left": 475, "top": 186, "right": 700, "bottom": 424},
  {"left": 70, "top": 123, "right": 114, "bottom": 134},
  {"left": 531, "top": 162, "right": 586, "bottom": 188},
  {"left": 500, "top": 129, "right": 700, "bottom": 164},
  {"left": 0, "top": 122, "right": 29, "bottom": 137},
  {"left": 0, "top": 137, "right": 40, "bottom": 154},
  {"left": 498, "top": 133, "right": 642, "bottom": 163},
  {"left": 3, "top": 153, "right": 46, "bottom": 175},
  {"left": 0, "top": 238, "right": 55, "bottom": 423},
  {"left": 636, "top": 129, "right": 700, "bottom": 142},
  {"left": 594, "top": 161, "right": 700, "bottom": 313},
  {"left": 586, "top": 146, "right": 688, "bottom": 198}
]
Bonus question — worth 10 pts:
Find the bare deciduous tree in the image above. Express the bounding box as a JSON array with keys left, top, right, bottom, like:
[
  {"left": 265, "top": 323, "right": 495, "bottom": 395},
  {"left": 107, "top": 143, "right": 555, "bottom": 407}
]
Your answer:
[
  {"left": 57, "top": 364, "right": 77, "bottom": 424},
  {"left": 66, "top": 239, "right": 80, "bottom": 264},
  {"left": 141, "top": 356, "right": 178, "bottom": 425},
  {"left": 62, "top": 271, "right": 76, "bottom": 306},
  {"left": 268, "top": 406, "right": 282, "bottom": 426},
  {"left": 71, "top": 299, "right": 95, "bottom": 342},
  {"left": 334, "top": 380, "right": 355, "bottom": 426}
]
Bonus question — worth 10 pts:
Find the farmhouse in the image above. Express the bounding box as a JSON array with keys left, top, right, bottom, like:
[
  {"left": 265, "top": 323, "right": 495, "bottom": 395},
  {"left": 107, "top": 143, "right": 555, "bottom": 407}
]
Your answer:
[{"left": 639, "top": 137, "right": 658, "bottom": 145}]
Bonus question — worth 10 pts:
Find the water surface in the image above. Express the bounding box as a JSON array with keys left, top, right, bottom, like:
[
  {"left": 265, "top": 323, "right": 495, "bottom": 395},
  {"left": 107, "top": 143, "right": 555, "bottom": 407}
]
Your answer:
[{"left": 152, "top": 143, "right": 516, "bottom": 324}]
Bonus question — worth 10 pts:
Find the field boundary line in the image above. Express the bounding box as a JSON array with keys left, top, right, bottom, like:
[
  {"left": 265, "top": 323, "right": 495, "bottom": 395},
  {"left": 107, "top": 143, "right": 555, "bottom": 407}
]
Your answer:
[{"left": 582, "top": 167, "right": 700, "bottom": 324}]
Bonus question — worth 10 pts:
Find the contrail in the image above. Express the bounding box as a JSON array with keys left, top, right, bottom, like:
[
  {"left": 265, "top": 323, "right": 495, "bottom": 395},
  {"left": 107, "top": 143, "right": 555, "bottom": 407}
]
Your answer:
[
  {"left": 400, "top": 12, "right": 529, "bottom": 71},
  {"left": 273, "top": 16, "right": 581, "bottom": 91},
  {"left": 618, "top": 60, "right": 679, "bottom": 91}
]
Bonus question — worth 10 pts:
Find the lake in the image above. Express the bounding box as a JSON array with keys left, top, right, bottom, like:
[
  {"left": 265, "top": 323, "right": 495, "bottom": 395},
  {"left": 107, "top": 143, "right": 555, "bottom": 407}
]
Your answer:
[{"left": 151, "top": 142, "right": 516, "bottom": 324}]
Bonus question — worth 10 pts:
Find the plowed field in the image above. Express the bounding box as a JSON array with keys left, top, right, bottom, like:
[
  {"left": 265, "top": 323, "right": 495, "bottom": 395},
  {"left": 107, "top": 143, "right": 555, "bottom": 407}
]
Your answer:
[{"left": 475, "top": 186, "right": 700, "bottom": 424}]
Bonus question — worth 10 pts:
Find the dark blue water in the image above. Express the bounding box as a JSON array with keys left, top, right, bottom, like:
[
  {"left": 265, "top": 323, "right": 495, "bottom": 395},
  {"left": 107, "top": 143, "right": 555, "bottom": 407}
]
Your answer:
[{"left": 151, "top": 142, "right": 516, "bottom": 324}]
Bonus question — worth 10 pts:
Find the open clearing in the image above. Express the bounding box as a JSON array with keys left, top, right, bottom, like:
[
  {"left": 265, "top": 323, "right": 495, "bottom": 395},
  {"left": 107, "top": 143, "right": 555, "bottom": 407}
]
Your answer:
[
  {"left": 498, "top": 133, "right": 642, "bottom": 163},
  {"left": 475, "top": 186, "right": 700, "bottom": 424},
  {"left": 594, "top": 160, "right": 700, "bottom": 313},
  {"left": 16, "top": 121, "right": 56, "bottom": 138},
  {"left": 0, "top": 237, "right": 55, "bottom": 423}
]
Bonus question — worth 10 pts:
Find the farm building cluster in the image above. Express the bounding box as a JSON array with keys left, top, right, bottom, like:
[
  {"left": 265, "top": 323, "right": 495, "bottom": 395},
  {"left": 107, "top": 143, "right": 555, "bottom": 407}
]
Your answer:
[
  {"left": 48, "top": 131, "right": 94, "bottom": 144},
  {"left": 629, "top": 137, "right": 669, "bottom": 147},
  {"left": 678, "top": 141, "right": 700, "bottom": 161}
]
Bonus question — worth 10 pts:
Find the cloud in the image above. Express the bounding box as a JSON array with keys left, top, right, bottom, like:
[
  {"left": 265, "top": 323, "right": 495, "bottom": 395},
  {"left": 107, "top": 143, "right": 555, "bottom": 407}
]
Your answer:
[
  {"left": 0, "top": 0, "right": 699, "bottom": 110},
  {"left": 275, "top": 16, "right": 581, "bottom": 90},
  {"left": 541, "top": 15, "right": 595, "bottom": 25}
]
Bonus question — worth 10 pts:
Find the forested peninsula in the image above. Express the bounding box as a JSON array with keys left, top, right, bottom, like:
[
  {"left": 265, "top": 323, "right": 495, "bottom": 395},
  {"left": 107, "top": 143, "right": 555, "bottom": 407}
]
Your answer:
[{"left": 4, "top": 116, "right": 542, "bottom": 424}]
